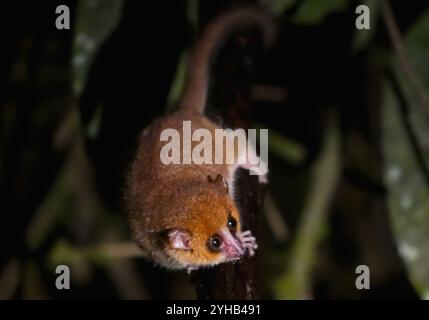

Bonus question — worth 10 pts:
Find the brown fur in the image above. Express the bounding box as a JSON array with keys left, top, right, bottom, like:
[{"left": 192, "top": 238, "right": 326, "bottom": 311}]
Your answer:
[
  {"left": 127, "top": 110, "right": 242, "bottom": 268},
  {"left": 126, "top": 7, "right": 272, "bottom": 269}
]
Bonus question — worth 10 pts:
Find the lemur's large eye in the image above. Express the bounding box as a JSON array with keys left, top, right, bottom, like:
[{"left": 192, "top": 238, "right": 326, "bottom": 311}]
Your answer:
[
  {"left": 227, "top": 215, "right": 237, "bottom": 234},
  {"left": 207, "top": 234, "right": 223, "bottom": 252}
]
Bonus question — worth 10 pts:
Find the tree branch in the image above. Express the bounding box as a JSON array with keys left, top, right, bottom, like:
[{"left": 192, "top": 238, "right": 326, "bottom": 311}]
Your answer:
[{"left": 192, "top": 28, "right": 266, "bottom": 299}]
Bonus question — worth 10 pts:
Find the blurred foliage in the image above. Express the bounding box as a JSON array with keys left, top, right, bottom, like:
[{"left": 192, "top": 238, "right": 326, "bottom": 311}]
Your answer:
[
  {"left": 261, "top": 0, "right": 295, "bottom": 16},
  {"left": 73, "top": 0, "right": 124, "bottom": 96},
  {"left": 273, "top": 115, "right": 340, "bottom": 299},
  {"left": 382, "top": 9, "right": 429, "bottom": 299},
  {"left": 260, "top": 125, "right": 307, "bottom": 165},
  {"left": 2, "top": 0, "right": 429, "bottom": 300},
  {"left": 167, "top": 51, "right": 189, "bottom": 108},
  {"left": 291, "top": 0, "right": 348, "bottom": 25},
  {"left": 263, "top": 0, "right": 348, "bottom": 23}
]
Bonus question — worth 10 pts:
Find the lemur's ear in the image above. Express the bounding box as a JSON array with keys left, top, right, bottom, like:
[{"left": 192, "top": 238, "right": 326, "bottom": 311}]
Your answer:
[
  {"left": 166, "top": 229, "right": 192, "bottom": 251},
  {"left": 207, "top": 174, "right": 229, "bottom": 192}
]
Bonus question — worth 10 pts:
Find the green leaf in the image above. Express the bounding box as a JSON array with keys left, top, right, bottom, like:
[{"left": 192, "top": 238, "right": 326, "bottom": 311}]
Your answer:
[
  {"left": 382, "top": 9, "right": 429, "bottom": 299},
  {"left": 273, "top": 115, "right": 340, "bottom": 299},
  {"left": 292, "top": 0, "right": 348, "bottom": 25},
  {"left": 73, "top": 0, "right": 124, "bottom": 96}
]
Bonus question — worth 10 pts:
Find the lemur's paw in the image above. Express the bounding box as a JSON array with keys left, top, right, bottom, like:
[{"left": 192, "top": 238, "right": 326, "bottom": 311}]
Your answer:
[{"left": 237, "top": 230, "right": 258, "bottom": 257}]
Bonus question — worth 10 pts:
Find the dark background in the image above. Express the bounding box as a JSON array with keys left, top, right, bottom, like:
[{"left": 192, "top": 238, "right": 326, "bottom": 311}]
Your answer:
[{"left": 0, "top": 0, "right": 428, "bottom": 299}]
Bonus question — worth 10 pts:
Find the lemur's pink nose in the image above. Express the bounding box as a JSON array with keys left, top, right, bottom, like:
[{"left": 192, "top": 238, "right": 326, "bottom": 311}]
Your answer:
[{"left": 220, "top": 229, "right": 244, "bottom": 259}]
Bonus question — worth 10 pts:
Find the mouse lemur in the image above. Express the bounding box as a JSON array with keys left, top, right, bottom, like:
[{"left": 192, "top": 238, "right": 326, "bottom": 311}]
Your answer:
[{"left": 126, "top": 6, "right": 273, "bottom": 272}]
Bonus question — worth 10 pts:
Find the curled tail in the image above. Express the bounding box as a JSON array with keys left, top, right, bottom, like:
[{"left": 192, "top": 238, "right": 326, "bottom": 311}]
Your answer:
[{"left": 179, "top": 6, "right": 275, "bottom": 114}]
